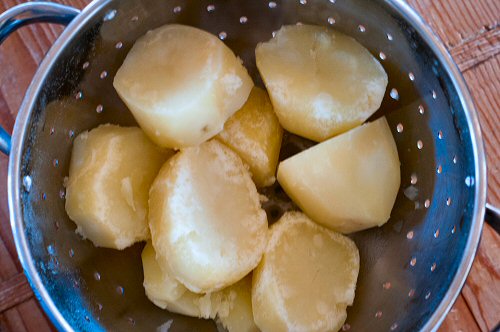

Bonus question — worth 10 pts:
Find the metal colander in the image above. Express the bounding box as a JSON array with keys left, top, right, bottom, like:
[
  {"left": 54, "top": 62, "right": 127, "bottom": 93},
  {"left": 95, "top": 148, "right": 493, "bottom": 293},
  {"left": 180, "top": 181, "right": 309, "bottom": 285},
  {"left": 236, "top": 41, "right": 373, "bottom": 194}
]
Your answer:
[{"left": 0, "top": 0, "right": 492, "bottom": 331}]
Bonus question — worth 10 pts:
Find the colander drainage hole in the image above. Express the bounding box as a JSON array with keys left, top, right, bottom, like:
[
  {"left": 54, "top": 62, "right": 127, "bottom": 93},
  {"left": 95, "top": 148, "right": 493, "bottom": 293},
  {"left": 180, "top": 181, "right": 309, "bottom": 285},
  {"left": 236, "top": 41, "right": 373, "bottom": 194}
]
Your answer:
[
  {"left": 425, "top": 291, "right": 431, "bottom": 300},
  {"left": 410, "top": 173, "right": 417, "bottom": 184},
  {"left": 389, "top": 88, "right": 399, "bottom": 100},
  {"left": 327, "top": 17, "right": 335, "bottom": 25},
  {"left": 424, "top": 199, "right": 430, "bottom": 208},
  {"left": 23, "top": 175, "right": 32, "bottom": 192},
  {"left": 446, "top": 197, "right": 452, "bottom": 206},
  {"left": 431, "top": 262, "right": 437, "bottom": 272},
  {"left": 115, "top": 41, "right": 123, "bottom": 49},
  {"left": 386, "top": 33, "right": 393, "bottom": 41},
  {"left": 375, "top": 310, "right": 382, "bottom": 318},
  {"left": 94, "top": 272, "right": 101, "bottom": 281},
  {"left": 417, "top": 140, "right": 423, "bottom": 150},
  {"left": 269, "top": 1, "right": 277, "bottom": 8},
  {"left": 408, "top": 72, "right": 415, "bottom": 81},
  {"left": 396, "top": 123, "right": 403, "bottom": 133},
  {"left": 207, "top": 4, "right": 215, "bottom": 12},
  {"left": 239, "top": 16, "right": 248, "bottom": 24},
  {"left": 68, "top": 249, "right": 75, "bottom": 257},
  {"left": 173, "top": 6, "right": 181, "bottom": 14},
  {"left": 342, "top": 323, "right": 350, "bottom": 331},
  {"left": 379, "top": 52, "right": 386, "bottom": 60},
  {"left": 390, "top": 323, "right": 398, "bottom": 331},
  {"left": 219, "top": 31, "right": 227, "bottom": 40},
  {"left": 406, "top": 231, "right": 414, "bottom": 239},
  {"left": 418, "top": 105, "right": 424, "bottom": 115},
  {"left": 408, "top": 289, "right": 415, "bottom": 297},
  {"left": 116, "top": 286, "right": 125, "bottom": 295},
  {"left": 127, "top": 317, "right": 136, "bottom": 326},
  {"left": 410, "top": 257, "right": 416, "bottom": 267},
  {"left": 383, "top": 281, "right": 391, "bottom": 290},
  {"left": 358, "top": 25, "right": 366, "bottom": 33}
]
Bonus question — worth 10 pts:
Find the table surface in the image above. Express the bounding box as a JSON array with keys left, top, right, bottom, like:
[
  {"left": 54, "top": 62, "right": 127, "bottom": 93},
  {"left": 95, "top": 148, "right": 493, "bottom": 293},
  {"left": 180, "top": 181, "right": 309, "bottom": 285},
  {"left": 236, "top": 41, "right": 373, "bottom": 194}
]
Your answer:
[{"left": 0, "top": 0, "right": 498, "bottom": 331}]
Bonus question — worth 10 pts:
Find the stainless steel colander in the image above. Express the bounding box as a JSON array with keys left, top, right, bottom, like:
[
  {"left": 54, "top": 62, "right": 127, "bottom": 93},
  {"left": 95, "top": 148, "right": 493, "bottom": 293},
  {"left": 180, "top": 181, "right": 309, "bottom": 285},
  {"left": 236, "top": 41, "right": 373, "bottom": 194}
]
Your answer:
[{"left": 0, "top": 0, "right": 497, "bottom": 331}]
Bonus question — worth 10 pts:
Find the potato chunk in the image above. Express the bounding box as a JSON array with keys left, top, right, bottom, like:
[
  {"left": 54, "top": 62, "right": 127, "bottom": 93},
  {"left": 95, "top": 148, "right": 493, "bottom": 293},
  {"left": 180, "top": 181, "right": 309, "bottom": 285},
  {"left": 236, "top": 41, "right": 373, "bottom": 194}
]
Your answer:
[
  {"left": 256, "top": 24, "right": 388, "bottom": 142},
  {"left": 149, "top": 140, "right": 268, "bottom": 293},
  {"left": 65, "top": 125, "right": 170, "bottom": 249},
  {"left": 114, "top": 24, "right": 253, "bottom": 149},
  {"left": 217, "top": 275, "right": 258, "bottom": 332},
  {"left": 217, "top": 87, "right": 283, "bottom": 187},
  {"left": 252, "top": 212, "right": 359, "bottom": 332},
  {"left": 277, "top": 117, "right": 400, "bottom": 233}
]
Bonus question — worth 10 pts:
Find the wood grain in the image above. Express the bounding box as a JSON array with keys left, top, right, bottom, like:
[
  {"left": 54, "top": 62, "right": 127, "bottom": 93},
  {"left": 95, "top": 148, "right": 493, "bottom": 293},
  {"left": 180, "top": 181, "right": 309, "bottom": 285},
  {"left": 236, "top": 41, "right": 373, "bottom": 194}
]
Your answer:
[{"left": 0, "top": 0, "right": 498, "bottom": 331}]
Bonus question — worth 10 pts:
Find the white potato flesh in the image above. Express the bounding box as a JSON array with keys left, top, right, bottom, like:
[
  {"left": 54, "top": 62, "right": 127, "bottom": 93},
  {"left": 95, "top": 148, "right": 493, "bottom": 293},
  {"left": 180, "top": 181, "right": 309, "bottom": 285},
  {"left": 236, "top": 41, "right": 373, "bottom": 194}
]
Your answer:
[
  {"left": 252, "top": 212, "right": 359, "bottom": 332},
  {"left": 217, "top": 275, "right": 258, "bottom": 332},
  {"left": 114, "top": 24, "right": 254, "bottom": 149},
  {"left": 277, "top": 117, "right": 400, "bottom": 233},
  {"left": 256, "top": 24, "right": 388, "bottom": 142},
  {"left": 149, "top": 140, "right": 268, "bottom": 293},
  {"left": 217, "top": 86, "right": 283, "bottom": 188},
  {"left": 65, "top": 125, "right": 170, "bottom": 249}
]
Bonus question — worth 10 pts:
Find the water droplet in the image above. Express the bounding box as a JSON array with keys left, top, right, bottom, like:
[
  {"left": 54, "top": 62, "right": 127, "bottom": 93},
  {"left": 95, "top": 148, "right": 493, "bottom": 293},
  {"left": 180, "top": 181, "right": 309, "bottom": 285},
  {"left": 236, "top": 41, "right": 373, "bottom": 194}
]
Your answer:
[
  {"left": 406, "top": 231, "right": 414, "bottom": 239},
  {"left": 410, "top": 257, "right": 417, "bottom": 266},
  {"left": 424, "top": 199, "right": 430, "bottom": 208},
  {"left": 408, "top": 289, "right": 415, "bottom": 297},
  {"left": 417, "top": 140, "right": 423, "bottom": 149},
  {"left": 68, "top": 249, "right": 75, "bottom": 257},
  {"left": 390, "top": 323, "right": 398, "bottom": 331},
  {"left": 327, "top": 17, "right": 335, "bottom": 25},
  {"left": 465, "top": 176, "right": 474, "bottom": 187},
  {"left": 103, "top": 9, "right": 117, "bottom": 21},
  {"left": 437, "top": 165, "right": 442, "bottom": 174},
  {"left": 409, "top": 72, "right": 415, "bottom": 81},
  {"left": 418, "top": 105, "right": 425, "bottom": 114},
  {"left": 358, "top": 25, "right": 366, "bottom": 32},
  {"left": 218, "top": 31, "right": 227, "bottom": 40},
  {"left": 96, "top": 105, "right": 104, "bottom": 113},
  {"left": 116, "top": 286, "right": 125, "bottom": 295},
  {"left": 383, "top": 281, "right": 392, "bottom": 289},
  {"left": 375, "top": 311, "right": 383, "bottom": 318},
  {"left": 396, "top": 123, "right": 403, "bottom": 133},
  {"left": 434, "top": 229, "right": 440, "bottom": 238},
  {"left": 23, "top": 175, "right": 32, "bottom": 192},
  {"left": 425, "top": 291, "right": 431, "bottom": 300},
  {"left": 75, "top": 91, "right": 83, "bottom": 100},
  {"left": 379, "top": 52, "right": 386, "bottom": 60},
  {"left": 207, "top": 4, "right": 215, "bottom": 12},
  {"left": 239, "top": 16, "right": 248, "bottom": 24},
  {"left": 432, "top": 90, "right": 437, "bottom": 99},
  {"left": 82, "top": 62, "right": 89, "bottom": 70},
  {"left": 446, "top": 197, "right": 452, "bottom": 206},
  {"left": 94, "top": 272, "right": 101, "bottom": 281},
  {"left": 390, "top": 88, "right": 399, "bottom": 100},
  {"left": 410, "top": 173, "right": 417, "bottom": 185},
  {"left": 173, "top": 6, "right": 181, "bottom": 14},
  {"left": 387, "top": 33, "right": 393, "bottom": 41},
  {"left": 431, "top": 262, "right": 437, "bottom": 271},
  {"left": 268, "top": 1, "right": 277, "bottom": 8},
  {"left": 115, "top": 41, "right": 123, "bottom": 49}
]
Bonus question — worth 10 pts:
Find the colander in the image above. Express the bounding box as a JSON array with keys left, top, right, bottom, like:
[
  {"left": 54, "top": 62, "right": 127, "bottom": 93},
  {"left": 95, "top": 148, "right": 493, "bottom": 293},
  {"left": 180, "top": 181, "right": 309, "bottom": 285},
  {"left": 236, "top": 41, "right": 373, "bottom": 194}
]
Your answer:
[{"left": 0, "top": 0, "right": 498, "bottom": 331}]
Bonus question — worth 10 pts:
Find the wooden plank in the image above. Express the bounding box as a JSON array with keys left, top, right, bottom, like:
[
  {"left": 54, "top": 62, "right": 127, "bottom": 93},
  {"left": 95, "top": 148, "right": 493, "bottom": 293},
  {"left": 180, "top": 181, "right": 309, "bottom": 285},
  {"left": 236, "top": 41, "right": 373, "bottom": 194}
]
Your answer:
[
  {"left": 439, "top": 295, "right": 481, "bottom": 332},
  {"left": 462, "top": 225, "right": 500, "bottom": 331},
  {"left": 450, "top": 27, "right": 500, "bottom": 72},
  {"left": 0, "top": 274, "right": 32, "bottom": 313}
]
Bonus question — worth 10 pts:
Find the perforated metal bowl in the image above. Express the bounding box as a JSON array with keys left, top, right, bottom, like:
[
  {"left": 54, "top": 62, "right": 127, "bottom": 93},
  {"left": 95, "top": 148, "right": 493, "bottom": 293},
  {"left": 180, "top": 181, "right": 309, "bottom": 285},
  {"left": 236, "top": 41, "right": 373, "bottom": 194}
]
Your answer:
[{"left": 0, "top": 0, "right": 495, "bottom": 331}]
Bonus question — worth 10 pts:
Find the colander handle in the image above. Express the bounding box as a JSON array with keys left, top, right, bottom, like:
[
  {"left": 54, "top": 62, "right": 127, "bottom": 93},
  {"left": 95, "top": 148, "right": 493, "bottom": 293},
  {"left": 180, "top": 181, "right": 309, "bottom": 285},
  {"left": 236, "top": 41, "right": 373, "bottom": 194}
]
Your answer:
[
  {"left": 486, "top": 203, "right": 500, "bottom": 234},
  {"left": 0, "top": 2, "right": 80, "bottom": 155}
]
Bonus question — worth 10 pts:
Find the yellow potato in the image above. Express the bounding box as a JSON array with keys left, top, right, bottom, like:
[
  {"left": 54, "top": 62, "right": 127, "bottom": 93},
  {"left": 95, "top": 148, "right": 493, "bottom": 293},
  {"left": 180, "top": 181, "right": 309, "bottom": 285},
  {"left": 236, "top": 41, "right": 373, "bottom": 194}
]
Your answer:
[
  {"left": 65, "top": 125, "right": 170, "bottom": 249},
  {"left": 277, "top": 117, "right": 400, "bottom": 233},
  {"left": 149, "top": 140, "right": 268, "bottom": 293},
  {"left": 217, "top": 275, "right": 258, "bottom": 332},
  {"left": 217, "top": 86, "right": 283, "bottom": 187},
  {"left": 252, "top": 212, "right": 359, "bottom": 332},
  {"left": 114, "top": 24, "right": 253, "bottom": 149},
  {"left": 256, "top": 24, "right": 388, "bottom": 142}
]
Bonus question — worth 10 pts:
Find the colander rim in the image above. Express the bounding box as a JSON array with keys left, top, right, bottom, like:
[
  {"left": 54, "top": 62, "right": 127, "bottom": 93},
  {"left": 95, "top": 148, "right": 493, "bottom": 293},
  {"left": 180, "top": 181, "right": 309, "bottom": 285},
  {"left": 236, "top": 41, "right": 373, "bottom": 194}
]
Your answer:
[{"left": 7, "top": 0, "right": 487, "bottom": 331}]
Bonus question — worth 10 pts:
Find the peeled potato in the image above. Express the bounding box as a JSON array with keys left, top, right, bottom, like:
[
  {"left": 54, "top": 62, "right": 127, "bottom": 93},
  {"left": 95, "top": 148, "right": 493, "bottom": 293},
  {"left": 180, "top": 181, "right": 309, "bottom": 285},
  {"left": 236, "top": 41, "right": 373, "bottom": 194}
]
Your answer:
[
  {"left": 217, "top": 87, "right": 283, "bottom": 187},
  {"left": 65, "top": 125, "right": 170, "bottom": 249},
  {"left": 277, "top": 117, "right": 400, "bottom": 233},
  {"left": 256, "top": 24, "right": 388, "bottom": 142},
  {"left": 252, "top": 212, "right": 359, "bottom": 332},
  {"left": 217, "top": 275, "right": 258, "bottom": 332},
  {"left": 114, "top": 24, "right": 253, "bottom": 149},
  {"left": 149, "top": 140, "right": 268, "bottom": 293}
]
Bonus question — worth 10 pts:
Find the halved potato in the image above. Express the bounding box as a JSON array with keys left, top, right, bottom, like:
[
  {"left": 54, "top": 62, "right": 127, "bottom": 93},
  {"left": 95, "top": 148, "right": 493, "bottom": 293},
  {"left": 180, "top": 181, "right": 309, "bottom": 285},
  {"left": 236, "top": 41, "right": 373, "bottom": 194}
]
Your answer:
[
  {"left": 114, "top": 24, "right": 253, "bottom": 149},
  {"left": 149, "top": 140, "right": 268, "bottom": 293},
  {"left": 252, "top": 212, "right": 359, "bottom": 332},
  {"left": 277, "top": 117, "right": 400, "bottom": 233},
  {"left": 65, "top": 124, "right": 170, "bottom": 249},
  {"left": 256, "top": 24, "right": 388, "bottom": 142},
  {"left": 217, "top": 87, "right": 283, "bottom": 187}
]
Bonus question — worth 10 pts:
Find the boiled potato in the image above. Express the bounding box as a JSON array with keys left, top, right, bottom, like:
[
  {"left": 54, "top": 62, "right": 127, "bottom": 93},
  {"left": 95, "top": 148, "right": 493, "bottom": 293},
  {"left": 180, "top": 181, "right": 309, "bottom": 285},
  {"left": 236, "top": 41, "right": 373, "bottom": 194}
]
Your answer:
[
  {"left": 217, "top": 87, "right": 283, "bottom": 187},
  {"left": 217, "top": 275, "right": 258, "bottom": 332},
  {"left": 277, "top": 117, "right": 400, "bottom": 233},
  {"left": 256, "top": 24, "right": 388, "bottom": 142},
  {"left": 65, "top": 125, "right": 170, "bottom": 249},
  {"left": 149, "top": 140, "right": 268, "bottom": 293},
  {"left": 114, "top": 24, "right": 253, "bottom": 149},
  {"left": 252, "top": 212, "right": 359, "bottom": 332}
]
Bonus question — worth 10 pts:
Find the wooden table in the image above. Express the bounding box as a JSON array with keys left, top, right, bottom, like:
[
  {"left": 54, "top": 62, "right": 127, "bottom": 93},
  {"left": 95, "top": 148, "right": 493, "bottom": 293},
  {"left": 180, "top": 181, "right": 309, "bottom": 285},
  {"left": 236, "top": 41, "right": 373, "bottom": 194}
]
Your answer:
[{"left": 0, "top": 0, "right": 498, "bottom": 331}]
